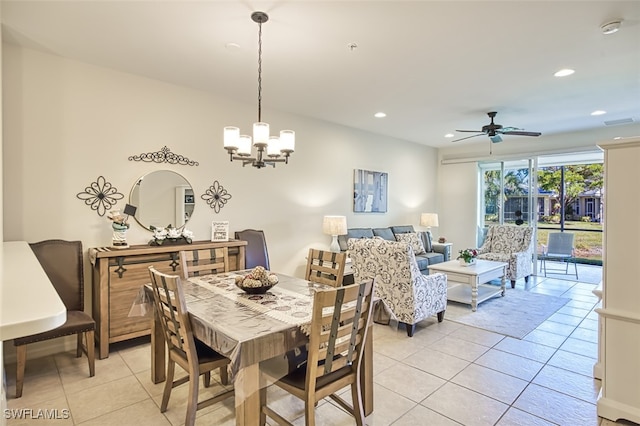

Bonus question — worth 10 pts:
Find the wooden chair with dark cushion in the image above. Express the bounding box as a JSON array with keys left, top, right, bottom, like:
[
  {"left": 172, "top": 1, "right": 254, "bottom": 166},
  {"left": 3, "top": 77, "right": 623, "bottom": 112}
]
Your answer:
[
  {"left": 13, "top": 240, "right": 95, "bottom": 398},
  {"left": 148, "top": 266, "right": 234, "bottom": 426},
  {"left": 305, "top": 248, "right": 347, "bottom": 287},
  {"left": 234, "top": 229, "right": 270, "bottom": 270},
  {"left": 179, "top": 247, "right": 229, "bottom": 279},
  {"left": 259, "top": 280, "right": 375, "bottom": 426}
]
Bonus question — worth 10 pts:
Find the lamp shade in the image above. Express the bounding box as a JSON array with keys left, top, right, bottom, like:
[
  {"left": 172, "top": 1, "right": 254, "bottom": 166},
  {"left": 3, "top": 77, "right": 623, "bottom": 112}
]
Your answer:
[
  {"left": 322, "top": 215, "right": 347, "bottom": 236},
  {"left": 420, "top": 213, "right": 439, "bottom": 227}
]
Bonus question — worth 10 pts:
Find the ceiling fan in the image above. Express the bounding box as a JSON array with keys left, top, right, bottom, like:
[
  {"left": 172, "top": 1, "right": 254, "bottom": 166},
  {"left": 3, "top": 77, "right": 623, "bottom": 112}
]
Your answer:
[{"left": 452, "top": 111, "right": 542, "bottom": 143}]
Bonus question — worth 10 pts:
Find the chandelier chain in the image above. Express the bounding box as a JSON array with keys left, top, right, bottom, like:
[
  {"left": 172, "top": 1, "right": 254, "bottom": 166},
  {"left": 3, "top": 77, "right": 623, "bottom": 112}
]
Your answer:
[{"left": 257, "top": 20, "right": 262, "bottom": 123}]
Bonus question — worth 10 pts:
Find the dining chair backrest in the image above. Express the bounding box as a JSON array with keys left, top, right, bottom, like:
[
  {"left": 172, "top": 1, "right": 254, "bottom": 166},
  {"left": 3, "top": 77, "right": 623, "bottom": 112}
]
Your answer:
[
  {"left": 179, "top": 247, "right": 229, "bottom": 279},
  {"left": 234, "top": 229, "right": 270, "bottom": 270},
  {"left": 30, "top": 239, "right": 84, "bottom": 311},
  {"left": 148, "top": 266, "right": 197, "bottom": 366},
  {"left": 305, "top": 248, "right": 347, "bottom": 287},
  {"left": 547, "top": 232, "right": 575, "bottom": 257}
]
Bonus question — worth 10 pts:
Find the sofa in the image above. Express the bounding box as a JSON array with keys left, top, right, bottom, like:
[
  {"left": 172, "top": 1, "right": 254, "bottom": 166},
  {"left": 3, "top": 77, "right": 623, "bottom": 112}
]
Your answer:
[
  {"left": 476, "top": 224, "right": 534, "bottom": 288},
  {"left": 348, "top": 238, "right": 448, "bottom": 337},
  {"left": 337, "top": 225, "right": 445, "bottom": 274}
]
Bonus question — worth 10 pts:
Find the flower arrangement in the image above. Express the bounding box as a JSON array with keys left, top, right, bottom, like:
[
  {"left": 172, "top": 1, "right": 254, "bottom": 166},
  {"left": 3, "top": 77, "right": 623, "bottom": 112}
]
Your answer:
[
  {"left": 457, "top": 248, "right": 478, "bottom": 263},
  {"left": 149, "top": 224, "right": 193, "bottom": 246}
]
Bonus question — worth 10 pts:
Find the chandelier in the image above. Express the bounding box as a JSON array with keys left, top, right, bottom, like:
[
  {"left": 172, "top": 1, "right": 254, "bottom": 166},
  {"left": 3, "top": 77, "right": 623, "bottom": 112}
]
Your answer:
[{"left": 223, "top": 11, "right": 295, "bottom": 169}]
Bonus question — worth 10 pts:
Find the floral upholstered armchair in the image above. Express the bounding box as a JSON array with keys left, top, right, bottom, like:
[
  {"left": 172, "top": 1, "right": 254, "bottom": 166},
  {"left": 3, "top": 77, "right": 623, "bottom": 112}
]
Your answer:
[
  {"left": 476, "top": 224, "right": 534, "bottom": 288},
  {"left": 348, "top": 238, "right": 447, "bottom": 337}
]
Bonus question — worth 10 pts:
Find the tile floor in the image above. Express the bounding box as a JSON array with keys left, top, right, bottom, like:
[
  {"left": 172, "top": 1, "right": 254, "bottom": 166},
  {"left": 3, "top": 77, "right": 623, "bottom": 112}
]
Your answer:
[{"left": 4, "top": 264, "right": 639, "bottom": 425}]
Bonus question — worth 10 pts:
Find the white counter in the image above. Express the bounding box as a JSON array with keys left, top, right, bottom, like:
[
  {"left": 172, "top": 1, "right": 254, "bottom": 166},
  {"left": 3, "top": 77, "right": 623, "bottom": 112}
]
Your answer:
[{"left": 0, "top": 241, "right": 66, "bottom": 341}]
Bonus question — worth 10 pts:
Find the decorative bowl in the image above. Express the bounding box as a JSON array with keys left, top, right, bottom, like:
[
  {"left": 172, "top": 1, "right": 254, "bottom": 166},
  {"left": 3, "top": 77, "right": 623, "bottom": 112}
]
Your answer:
[
  {"left": 235, "top": 282, "right": 276, "bottom": 294},
  {"left": 234, "top": 266, "right": 279, "bottom": 294}
]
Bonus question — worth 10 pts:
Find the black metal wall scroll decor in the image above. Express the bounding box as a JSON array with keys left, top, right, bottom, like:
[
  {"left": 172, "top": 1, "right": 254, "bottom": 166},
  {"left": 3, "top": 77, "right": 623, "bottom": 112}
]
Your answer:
[
  {"left": 201, "top": 181, "right": 232, "bottom": 213},
  {"left": 128, "top": 146, "right": 199, "bottom": 166},
  {"left": 76, "top": 175, "right": 124, "bottom": 217}
]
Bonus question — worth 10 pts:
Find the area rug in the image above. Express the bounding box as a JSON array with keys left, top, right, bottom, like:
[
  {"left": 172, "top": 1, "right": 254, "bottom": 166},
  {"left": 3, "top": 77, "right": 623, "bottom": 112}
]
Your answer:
[{"left": 444, "top": 289, "right": 570, "bottom": 339}]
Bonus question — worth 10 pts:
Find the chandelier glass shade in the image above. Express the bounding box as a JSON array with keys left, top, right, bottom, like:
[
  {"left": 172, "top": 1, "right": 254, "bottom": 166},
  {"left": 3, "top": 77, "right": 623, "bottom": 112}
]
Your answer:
[{"left": 223, "top": 11, "right": 295, "bottom": 169}]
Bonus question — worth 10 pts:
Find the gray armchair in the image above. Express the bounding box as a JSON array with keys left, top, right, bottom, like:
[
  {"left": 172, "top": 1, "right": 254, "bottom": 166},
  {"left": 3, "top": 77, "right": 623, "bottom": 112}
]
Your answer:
[{"left": 476, "top": 224, "right": 534, "bottom": 288}]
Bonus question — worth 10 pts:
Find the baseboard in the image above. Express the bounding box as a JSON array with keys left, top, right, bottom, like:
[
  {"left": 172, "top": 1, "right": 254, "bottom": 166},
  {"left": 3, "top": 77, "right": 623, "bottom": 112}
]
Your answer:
[
  {"left": 593, "top": 361, "right": 603, "bottom": 380},
  {"left": 598, "top": 396, "right": 640, "bottom": 424}
]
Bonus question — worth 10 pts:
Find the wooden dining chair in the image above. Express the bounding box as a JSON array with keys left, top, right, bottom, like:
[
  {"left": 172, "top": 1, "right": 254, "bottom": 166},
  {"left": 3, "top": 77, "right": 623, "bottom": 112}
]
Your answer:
[
  {"left": 13, "top": 240, "right": 95, "bottom": 398},
  {"left": 305, "top": 248, "right": 347, "bottom": 287},
  {"left": 179, "top": 247, "right": 229, "bottom": 279},
  {"left": 259, "top": 279, "right": 375, "bottom": 426},
  {"left": 148, "top": 267, "right": 234, "bottom": 426}
]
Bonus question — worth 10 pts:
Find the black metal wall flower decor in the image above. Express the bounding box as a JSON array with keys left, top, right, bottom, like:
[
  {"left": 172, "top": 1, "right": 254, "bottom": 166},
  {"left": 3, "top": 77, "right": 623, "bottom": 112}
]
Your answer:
[
  {"left": 128, "top": 146, "right": 199, "bottom": 166},
  {"left": 201, "top": 181, "right": 232, "bottom": 213},
  {"left": 77, "top": 176, "right": 124, "bottom": 217}
]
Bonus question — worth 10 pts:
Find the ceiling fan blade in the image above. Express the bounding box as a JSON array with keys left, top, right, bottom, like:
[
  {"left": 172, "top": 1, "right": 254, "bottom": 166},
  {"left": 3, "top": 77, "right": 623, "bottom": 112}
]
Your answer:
[
  {"left": 490, "top": 135, "right": 503, "bottom": 143},
  {"left": 452, "top": 133, "right": 484, "bottom": 142},
  {"left": 502, "top": 131, "right": 542, "bottom": 137},
  {"left": 455, "top": 129, "right": 483, "bottom": 133}
]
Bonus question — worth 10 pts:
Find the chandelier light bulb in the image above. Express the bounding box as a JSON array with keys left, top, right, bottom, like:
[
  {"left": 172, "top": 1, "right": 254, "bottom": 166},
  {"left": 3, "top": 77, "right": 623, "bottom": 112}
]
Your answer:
[
  {"left": 253, "top": 122, "right": 270, "bottom": 146},
  {"left": 279, "top": 130, "right": 295, "bottom": 153},
  {"left": 267, "top": 136, "right": 281, "bottom": 157},
  {"left": 223, "top": 126, "right": 240, "bottom": 149},
  {"left": 237, "top": 135, "right": 253, "bottom": 156}
]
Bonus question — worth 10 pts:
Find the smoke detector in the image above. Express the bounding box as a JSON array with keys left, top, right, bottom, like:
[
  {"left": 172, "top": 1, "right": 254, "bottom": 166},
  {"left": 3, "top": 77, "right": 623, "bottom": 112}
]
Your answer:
[{"left": 601, "top": 20, "right": 622, "bottom": 35}]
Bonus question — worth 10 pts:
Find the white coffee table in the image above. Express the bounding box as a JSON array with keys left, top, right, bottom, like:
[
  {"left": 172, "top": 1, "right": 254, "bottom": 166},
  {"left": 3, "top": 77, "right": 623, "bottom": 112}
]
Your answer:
[{"left": 428, "top": 259, "right": 508, "bottom": 311}]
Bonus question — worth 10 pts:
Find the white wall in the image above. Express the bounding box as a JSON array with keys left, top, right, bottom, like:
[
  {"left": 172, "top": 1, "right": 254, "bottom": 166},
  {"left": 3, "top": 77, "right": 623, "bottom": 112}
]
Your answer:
[{"left": 1, "top": 44, "right": 438, "bottom": 360}]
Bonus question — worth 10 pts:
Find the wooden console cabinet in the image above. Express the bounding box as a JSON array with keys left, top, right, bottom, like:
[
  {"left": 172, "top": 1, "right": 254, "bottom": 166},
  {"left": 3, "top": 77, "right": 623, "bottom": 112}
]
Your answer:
[{"left": 90, "top": 240, "right": 246, "bottom": 359}]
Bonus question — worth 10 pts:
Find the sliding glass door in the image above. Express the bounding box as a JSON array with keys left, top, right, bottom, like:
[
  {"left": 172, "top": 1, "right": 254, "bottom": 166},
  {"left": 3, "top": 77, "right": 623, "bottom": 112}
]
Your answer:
[
  {"left": 479, "top": 159, "right": 537, "bottom": 226},
  {"left": 479, "top": 151, "right": 604, "bottom": 272}
]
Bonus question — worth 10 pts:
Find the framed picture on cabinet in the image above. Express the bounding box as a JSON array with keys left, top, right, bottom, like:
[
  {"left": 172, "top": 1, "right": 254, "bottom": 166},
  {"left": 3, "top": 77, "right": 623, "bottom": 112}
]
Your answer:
[{"left": 211, "top": 221, "right": 229, "bottom": 242}]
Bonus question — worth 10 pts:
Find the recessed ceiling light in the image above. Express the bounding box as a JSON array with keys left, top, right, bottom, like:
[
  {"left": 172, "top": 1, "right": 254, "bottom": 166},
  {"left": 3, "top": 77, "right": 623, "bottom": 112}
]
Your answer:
[
  {"left": 591, "top": 110, "right": 607, "bottom": 116},
  {"left": 554, "top": 69, "right": 575, "bottom": 77},
  {"left": 374, "top": 112, "right": 386, "bottom": 118},
  {"left": 225, "top": 42, "right": 240, "bottom": 50},
  {"left": 614, "top": 136, "right": 622, "bottom": 140},
  {"left": 445, "top": 133, "right": 454, "bottom": 138}
]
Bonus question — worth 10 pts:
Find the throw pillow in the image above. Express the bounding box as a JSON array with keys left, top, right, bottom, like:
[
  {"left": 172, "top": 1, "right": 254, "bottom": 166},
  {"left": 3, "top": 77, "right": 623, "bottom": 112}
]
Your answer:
[{"left": 395, "top": 232, "right": 426, "bottom": 255}]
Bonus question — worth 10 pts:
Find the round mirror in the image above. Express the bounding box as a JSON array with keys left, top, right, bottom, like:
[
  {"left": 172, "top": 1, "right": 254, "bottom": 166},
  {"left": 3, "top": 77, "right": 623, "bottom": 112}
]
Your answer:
[{"left": 129, "top": 170, "right": 194, "bottom": 230}]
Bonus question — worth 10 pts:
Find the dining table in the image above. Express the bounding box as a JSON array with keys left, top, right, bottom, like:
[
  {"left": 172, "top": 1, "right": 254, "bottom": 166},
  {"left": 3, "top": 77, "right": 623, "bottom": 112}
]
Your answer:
[{"left": 147, "top": 270, "right": 374, "bottom": 426}]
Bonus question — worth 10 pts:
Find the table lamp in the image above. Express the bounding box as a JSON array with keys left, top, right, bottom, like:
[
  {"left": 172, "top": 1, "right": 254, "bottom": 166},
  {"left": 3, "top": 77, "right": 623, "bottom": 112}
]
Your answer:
[
  {"left": 420, "top": 213, "right": 439, "bottom": 236},
  {"left": 322, "top": 215, "right": 347, "bottom": 253}
]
